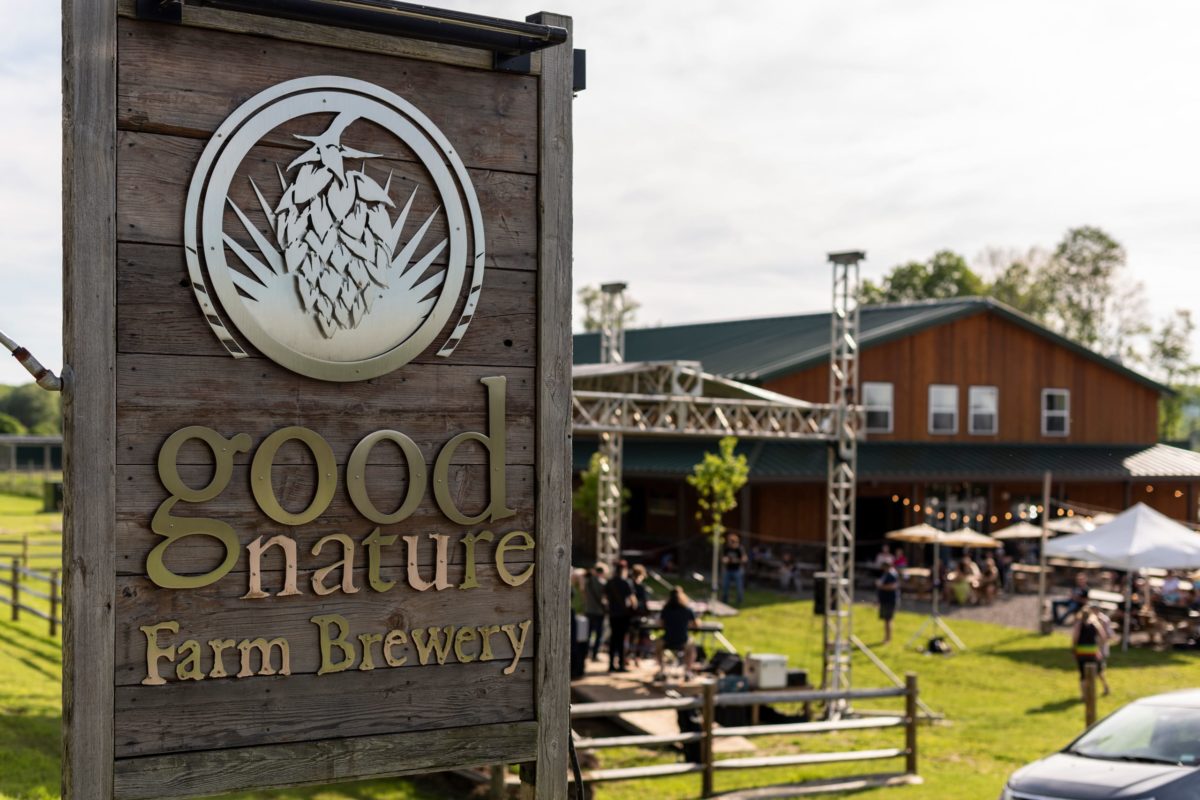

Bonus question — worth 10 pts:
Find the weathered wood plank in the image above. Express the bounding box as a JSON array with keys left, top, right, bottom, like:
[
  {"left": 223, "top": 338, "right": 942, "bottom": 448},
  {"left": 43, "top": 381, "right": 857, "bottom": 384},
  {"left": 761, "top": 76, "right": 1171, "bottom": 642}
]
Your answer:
[
  {"left": 62, "top": 0, "right": 117, "bottom": 797},
  {"left": 113, "top": 720, "right": 538, "bottom": 800},
  {"left": 114, "top": 658, "right": 533, "bottom": 757},
  {"left": 116, "top": 131, "right": 537, "bottom": 270},
  {"left": 116, "top": 356, "right": 535, "bottom": 466},
  {"left": 115, "top": 567, "right": 535, "bottom": 685},
  {"left": 116, "top": 243, "right": 537, "bottom": 365},
  {"left": 114, "top": 0, "right": 528, "bottom": 75},
  {"left": 116, "top": 462, "right": 536, "bottom": 575},
  {"left": 531, "top": 13, "right": 574, "bottom": 800},
  {"left": 118, "top": 18, "right": 538, "bottom": 174}
]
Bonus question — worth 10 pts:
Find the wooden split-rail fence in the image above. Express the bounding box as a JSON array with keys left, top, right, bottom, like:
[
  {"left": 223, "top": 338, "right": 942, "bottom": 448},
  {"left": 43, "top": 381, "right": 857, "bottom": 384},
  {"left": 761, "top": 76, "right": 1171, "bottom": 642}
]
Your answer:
[
  {"left": 0, "top": 558, "right": 62, "bottom": 637},
  {"left": 558, "top": 676, "right": 921, "bottom": 797}
]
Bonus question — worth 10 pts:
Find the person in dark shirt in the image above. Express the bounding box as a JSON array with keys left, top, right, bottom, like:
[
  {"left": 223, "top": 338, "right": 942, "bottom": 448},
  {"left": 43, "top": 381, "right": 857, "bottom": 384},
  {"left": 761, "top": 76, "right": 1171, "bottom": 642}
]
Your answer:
[
  {"left": 721, "top": 533, "right": 748, "bottom": 606},
  {"left": 876, "top": 557, "right": 900, "bottom": 644},
  {"left": 583, "top": 562, "right": 609, "bottom": 661},
  {"left": 605, "top": 560, "right": 636, "bottom": 672},
  {"left": 631, "top": 564, "right": 652, "bottom": 662},
  {"left": 1072, "top": 604, "right": 1111, "bottom": 698},
  {"left": 656, "top": 586, "right": 698, "bottom": 677}
]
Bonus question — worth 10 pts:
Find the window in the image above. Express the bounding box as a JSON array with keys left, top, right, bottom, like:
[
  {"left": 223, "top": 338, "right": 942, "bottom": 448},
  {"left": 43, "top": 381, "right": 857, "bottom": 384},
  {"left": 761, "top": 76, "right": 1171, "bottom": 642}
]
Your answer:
[
  {"left": 1042, "top": 389, "right": 1070, "bottom": 436},
  {"left": 928, "top": 384, "right": 958, "bottom": 434},
  {"left": 863, "top": 382, "right": 893, "bottom": 433},
  {"left": 968, "top": 386, "right": 998, "bottom": 435}
]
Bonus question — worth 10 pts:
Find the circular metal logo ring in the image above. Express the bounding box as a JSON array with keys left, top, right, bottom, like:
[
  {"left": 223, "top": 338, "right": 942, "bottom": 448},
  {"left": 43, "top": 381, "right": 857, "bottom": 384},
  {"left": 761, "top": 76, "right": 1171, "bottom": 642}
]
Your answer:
[{"left": 184, "top": 76, "right": 486, "bottom": 382}]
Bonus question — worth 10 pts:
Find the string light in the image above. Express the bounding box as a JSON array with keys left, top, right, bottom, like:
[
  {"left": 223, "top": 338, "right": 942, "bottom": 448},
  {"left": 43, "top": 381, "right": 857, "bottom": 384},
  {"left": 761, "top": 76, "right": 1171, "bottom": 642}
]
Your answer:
[
  {"left": 990, "top": 515, "right": 998, "bottom": 524},
  {"left": 937, "top": 512, "right": 945, "bottom": 520},
  {"left": 950, "top": 512, "right": 958, "bottom": 520},
  {"left": 913, "top": 504, "right": 921, "bottom": 513},
  {"left": 1175, "top": 490, "right": 1184, "bottom": 498},
  {"left": 1056, "top": 508, "right": 1065, "bottom": 517},
  {"left": 891, "top": 494, "right": 899, "bottom": 502},
  {"left": 1146, "top": 485, "right": 1154, "bottom": 494},
  {"left": 902, "top": 497, "right": 911, "bottom": 506},
  {"left": 1004, "top": 512, "right": 1013, "bottom": 520},
  {"left": 1066, "top": 509, "right": 1075, "bottom": 517},
  {"left": 1036, "top": 505, "right": 1044, "bottom": 513},
  {"left": 975, "top": 514, "right": 983, "bottom": 522}
]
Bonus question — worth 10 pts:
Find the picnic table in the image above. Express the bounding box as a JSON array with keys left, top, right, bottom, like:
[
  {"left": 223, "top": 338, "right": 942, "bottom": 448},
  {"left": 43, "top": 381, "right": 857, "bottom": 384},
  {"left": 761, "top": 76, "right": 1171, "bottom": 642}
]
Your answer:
[{"left": 1010, "top": 563, "right": 1050, "bottom": 594}]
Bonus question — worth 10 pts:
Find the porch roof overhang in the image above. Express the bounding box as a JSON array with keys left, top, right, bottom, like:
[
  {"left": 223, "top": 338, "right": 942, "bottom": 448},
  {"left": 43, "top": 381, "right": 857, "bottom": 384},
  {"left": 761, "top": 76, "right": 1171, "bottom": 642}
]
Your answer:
[{"left": 573, "top": 440, "right": 1200, "bottom": 483}]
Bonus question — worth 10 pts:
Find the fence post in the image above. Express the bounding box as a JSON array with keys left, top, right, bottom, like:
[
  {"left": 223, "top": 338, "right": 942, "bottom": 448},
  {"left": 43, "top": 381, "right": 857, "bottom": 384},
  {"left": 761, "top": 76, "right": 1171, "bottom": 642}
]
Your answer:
[
  {"left": 10, "top": 558, "right": 18, "bottom": 621},
  {"left": 489, "top": 764, "right": 506, "bottom": 799},
  {"left": 21, "top": 534, "right": 28, "bottom": 567},
  {"left": 905, "top": 672, "right": 919, "bottom": 776},
  {"left": 701, "top": 680, "right": 716, "bottom": 797},
  {"left": 49, "top": 569, "right": 60, "bottom": 637},
  {"left": 1083, "top": 663, "right": 1097, "bottom": 727}
]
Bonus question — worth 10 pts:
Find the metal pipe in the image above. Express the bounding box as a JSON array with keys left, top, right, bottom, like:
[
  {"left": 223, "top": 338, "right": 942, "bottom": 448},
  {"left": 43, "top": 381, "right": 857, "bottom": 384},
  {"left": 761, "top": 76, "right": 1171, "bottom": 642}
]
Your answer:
[
  {"left": 1038, "top": 470, "right": 1050, "bottom": 633},
  {"left": 195, "top": 0, "right": 568, "bottom": 54},
  {"left": 0, "top": 330, "right": 62, "bottom": 392}
]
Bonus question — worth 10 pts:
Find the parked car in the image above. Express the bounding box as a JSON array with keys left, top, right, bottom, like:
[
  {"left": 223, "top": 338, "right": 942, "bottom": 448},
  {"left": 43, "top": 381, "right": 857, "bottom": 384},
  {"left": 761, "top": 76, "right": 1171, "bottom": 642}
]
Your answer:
[{"left": 1001, "top": 689, "right": 1200, "bottom": 799}]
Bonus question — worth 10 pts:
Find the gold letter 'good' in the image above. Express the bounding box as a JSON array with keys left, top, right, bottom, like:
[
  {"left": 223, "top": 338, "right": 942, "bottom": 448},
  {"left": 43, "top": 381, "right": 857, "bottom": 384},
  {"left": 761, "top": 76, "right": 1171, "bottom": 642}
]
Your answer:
[
  {"left": 252, "top": 426, "right": 338, "bottom": 525},
  {"left": 347, "top": 430, "right": 426, "bottom": 524},
  {"left": 148, "top": 427, "right": 250, "bottom": 589},
  {"left": 433, "top": 376, "right": 515, "bottom": 525}
]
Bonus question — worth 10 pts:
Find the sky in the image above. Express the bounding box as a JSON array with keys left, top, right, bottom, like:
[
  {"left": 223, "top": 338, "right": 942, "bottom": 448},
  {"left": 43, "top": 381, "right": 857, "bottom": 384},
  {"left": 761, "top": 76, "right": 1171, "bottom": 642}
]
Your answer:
[{"left": 1, "top": 1, "right": 1198, "bottom": 384}]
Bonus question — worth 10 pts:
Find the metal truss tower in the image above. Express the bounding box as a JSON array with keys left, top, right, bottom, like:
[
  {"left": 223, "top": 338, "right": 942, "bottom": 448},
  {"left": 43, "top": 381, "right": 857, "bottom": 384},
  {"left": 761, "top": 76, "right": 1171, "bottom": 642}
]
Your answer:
[
  {"left": 823, "top": 251, "right": 863, "bottom": 712},
  {"left": 596, "top": 282, "right": 628, "bottom": 567}
]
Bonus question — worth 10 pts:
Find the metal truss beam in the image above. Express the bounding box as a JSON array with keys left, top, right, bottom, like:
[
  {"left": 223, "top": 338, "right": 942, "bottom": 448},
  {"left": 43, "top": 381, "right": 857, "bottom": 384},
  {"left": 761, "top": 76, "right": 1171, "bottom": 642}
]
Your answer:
[{"left": 823, "top": 251, "right": 863, "bottom": 716}]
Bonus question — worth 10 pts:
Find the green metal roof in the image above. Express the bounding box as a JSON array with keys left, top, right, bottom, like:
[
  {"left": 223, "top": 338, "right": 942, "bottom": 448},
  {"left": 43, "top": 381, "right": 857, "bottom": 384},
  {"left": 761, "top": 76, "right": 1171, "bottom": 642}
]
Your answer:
[
  {"left": 574, "top": 297, "right": 1171, "bottom": 394},
  {"left": 575, "top": 440, "right": 1200, "bottom": 482}
]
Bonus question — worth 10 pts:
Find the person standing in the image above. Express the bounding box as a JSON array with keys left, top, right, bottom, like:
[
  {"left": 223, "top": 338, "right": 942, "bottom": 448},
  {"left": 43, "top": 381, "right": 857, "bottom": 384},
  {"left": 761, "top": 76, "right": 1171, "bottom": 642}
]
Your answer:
[
  {"left": 584, "top": 562, "right": 608, "bottom": 662},
  {"left": 656, "top": 586, "right": 699, "bottom": 678},
  {"left": 605, "top": 560, "right": 637, "bottom": 672},
  {"left": 1072, "top": 604, "right": 1111, "bottom": 698},
  {"left": 876, "top": 556, "right": 900, "bottom": 644},
  {"left": 721, "top": 532, "right": 748, "bottom": 606},
  {"left": 631, "top": 564, "right": 652, "bottom": 664}
]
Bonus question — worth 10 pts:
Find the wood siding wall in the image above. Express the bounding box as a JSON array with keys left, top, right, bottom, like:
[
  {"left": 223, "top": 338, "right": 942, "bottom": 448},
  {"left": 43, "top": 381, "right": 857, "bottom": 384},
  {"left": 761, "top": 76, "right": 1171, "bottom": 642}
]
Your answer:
[{"left": 765, "top": 311, "right": 1161, "bottom": 445}]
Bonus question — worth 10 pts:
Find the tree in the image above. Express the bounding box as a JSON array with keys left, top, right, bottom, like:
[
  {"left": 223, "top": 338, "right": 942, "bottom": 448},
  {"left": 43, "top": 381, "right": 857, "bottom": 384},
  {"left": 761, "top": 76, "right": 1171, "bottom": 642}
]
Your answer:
[
  {"left": 861, "top": 251, "right": 985, "bottom": 304},
  {"left": 1042, "top": 226, "right": 1127, "bottom": 350},
  {"left": 687, "top": 436, "right": 749, "bottom": 598},
  {"left": 978, "top": 246, "right": 1053, "bottom": 322},
  {"left": 0, "top": 413, "right": 27, "bottom": 435},
  {"left": 572, "top": 451, "right": 630, "bottom": 536},
  {"left": 1149, "top": 310, "right": 1199, "bottom": 440},
  {"left": 0, "top": 383, "right": 60, "bottom": 434},
  {"left": 578, "top": 284, "right": 640, "bottom": 333}
]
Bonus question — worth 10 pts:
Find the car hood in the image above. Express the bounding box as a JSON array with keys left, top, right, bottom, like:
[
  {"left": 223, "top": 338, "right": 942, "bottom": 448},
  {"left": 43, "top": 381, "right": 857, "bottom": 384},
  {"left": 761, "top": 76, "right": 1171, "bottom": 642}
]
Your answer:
[{"left": 1010, "top": 753, "right": 1198, "bottom": 799}]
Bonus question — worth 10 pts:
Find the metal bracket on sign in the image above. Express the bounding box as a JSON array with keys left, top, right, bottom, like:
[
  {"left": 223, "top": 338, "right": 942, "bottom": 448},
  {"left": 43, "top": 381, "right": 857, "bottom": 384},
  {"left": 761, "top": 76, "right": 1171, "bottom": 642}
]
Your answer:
[
  {"left": 573, "top": 49, "right": 587, "bottom": 92},
  {"left": 135, "top": 0, "right": 183, "bottom": 22}
]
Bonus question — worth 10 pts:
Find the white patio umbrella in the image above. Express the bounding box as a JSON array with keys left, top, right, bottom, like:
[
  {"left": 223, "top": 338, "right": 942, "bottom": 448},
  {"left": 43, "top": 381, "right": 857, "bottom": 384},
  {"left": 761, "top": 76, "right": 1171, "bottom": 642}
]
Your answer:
[
  {"left": 1044, "top": 503, "right": 1200, "bottom": 649},
  {"left": 992, "top": 520, "right": 1047, "bottom": 540}
]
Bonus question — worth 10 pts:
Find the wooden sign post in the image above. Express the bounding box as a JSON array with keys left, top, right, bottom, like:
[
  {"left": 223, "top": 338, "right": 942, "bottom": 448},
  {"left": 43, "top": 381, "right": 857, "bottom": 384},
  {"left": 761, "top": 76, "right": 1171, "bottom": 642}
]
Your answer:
[{"left": 62, "top": 2, "right": 572, "bottom": 797}]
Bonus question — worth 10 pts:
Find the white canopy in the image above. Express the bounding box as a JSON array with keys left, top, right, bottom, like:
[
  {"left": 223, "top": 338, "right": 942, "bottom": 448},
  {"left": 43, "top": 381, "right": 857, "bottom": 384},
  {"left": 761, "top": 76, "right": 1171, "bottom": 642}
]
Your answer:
[{"left": 1043, "top": 503, "right": 1200, "bottom": 571}]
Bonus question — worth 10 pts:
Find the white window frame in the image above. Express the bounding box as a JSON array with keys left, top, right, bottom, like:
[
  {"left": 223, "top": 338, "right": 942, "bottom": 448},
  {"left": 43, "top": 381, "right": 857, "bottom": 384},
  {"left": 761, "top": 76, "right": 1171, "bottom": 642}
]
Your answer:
[
  {"left": 928, "top": 384, "right": 958, "bottom": 435},
  {"left": 862, "top": 382, "right": 894, "bottom": 434},
  {"left": 968, "top": 385, "right": 999, "bottom": 435},
  {"left": 1042, "top": 388, "right": 1070, "bottom": 437}
]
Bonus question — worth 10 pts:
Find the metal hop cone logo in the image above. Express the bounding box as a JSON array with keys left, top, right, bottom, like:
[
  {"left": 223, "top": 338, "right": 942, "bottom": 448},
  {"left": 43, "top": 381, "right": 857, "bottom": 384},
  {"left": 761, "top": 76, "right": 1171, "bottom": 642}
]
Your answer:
[
  {"left": 230, "top": 112, "right": 447, "bottom": 339},
  {"left": 186, "top": 76, "right": 486, "bottom": 382}
]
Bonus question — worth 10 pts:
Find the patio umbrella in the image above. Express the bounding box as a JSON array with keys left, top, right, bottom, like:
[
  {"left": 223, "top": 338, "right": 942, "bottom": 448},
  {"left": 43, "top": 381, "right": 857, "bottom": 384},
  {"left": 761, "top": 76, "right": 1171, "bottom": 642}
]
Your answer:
[
  {"left": 940, "top": 527, "right": 1003, "bottom": 549},
  {"left": 1044, "top": 503, "right": 1200, "bottom": 649},
  {"left": 884, "top": 522, "right": 943, "bottom": 544},
  {"left": 992, "top": 521, "right": 1047, "bottom": 540}
]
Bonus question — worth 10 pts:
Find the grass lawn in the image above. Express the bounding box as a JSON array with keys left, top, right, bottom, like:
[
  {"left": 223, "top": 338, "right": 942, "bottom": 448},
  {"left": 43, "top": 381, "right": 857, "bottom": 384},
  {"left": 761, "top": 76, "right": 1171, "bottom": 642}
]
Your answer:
[
  {"left": 591, "top": 585, "right": 1199, "bottom": 799},
  {"left": 0, "top": 493, "right": 1195, "bottom": 799}
]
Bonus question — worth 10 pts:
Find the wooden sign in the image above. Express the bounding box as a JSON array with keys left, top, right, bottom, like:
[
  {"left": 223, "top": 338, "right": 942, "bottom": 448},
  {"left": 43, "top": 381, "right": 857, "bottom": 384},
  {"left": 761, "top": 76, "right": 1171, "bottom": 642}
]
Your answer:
[{"left": 62, "top": 2, "right": 572, "bottom": 797}]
